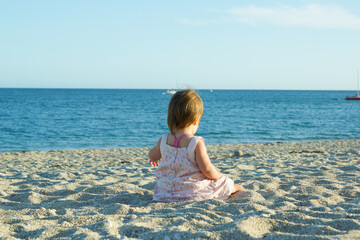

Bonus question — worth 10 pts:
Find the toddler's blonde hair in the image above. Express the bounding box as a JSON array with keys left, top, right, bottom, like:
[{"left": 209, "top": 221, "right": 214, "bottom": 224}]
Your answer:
[{"left": 167, "top": 89, "right": 203, "bottom": 133}]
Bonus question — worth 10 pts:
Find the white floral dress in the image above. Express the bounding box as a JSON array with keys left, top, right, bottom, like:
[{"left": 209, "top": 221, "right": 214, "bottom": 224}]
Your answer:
[{"left": 153, "top": 133, "right": 234, "bottom": 202}]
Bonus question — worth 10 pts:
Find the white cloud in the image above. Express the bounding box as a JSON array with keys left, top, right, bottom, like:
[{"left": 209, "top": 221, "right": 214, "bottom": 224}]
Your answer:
[
  {"left": 228, "top": 4, "right": 360, "bottom": 30},
  {"left": 179, "top": 4, "right": 360, "bottom": 30}
]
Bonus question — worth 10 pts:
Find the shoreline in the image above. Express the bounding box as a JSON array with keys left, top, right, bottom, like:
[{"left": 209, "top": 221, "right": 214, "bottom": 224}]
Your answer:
[
  {"left": 2, "top": 138, "right": 359, "bottom": 154},
  {"left": 1, "top": 139, "right": 359, "bottom": 239}
]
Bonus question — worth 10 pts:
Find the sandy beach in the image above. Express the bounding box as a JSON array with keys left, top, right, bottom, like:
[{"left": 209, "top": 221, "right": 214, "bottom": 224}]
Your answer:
[{"left": 0, "top": 140, "right": 360, "bottom": 239}]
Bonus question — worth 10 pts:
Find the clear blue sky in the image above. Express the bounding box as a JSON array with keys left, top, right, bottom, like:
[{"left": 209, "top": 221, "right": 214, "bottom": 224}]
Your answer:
[{"left": 1, "top": 0, "right": 360, "bottom": 90}]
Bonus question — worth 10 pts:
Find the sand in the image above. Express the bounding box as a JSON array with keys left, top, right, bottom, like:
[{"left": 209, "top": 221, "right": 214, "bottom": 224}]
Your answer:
[{"left": 0, "top": 140, "right": 360, "bottom": 239}]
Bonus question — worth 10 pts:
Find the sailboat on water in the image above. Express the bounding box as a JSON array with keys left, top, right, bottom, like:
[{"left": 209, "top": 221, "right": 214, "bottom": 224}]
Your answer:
[
  {"left": 163, "top": 89, "right": 176, "bottom": 95},
  {"left": 163, "top": 78, "right": 177, "bottom": 95},
  {"left": 346, "top": 70, "right": 360, "bottom": 100}
]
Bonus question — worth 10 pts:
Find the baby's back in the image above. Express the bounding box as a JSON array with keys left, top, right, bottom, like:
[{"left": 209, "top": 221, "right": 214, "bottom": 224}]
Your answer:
[{"left": 153, "top": 134, "right": 207, "bottom": 201}]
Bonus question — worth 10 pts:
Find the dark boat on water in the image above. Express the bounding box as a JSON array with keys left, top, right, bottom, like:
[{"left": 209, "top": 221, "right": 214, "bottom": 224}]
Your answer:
[{"left": 346, "top": 95, "right": 360, "bottom": 100}]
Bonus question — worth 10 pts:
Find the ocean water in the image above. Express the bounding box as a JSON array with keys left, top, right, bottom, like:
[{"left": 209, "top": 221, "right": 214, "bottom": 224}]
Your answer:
[{"left": 1, "top": 88, "right": 359, "bottom": 152}]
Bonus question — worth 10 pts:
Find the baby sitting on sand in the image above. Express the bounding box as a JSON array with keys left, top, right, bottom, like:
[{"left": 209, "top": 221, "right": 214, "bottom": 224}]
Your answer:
[{"left": 148, "top": 89, "right": 244, "bottom": 202}]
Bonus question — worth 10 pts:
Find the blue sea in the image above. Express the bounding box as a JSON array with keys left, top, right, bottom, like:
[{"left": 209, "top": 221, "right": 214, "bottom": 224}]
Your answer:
[{"left": 1, "top": 88, "right": 359, "bottom": 153}]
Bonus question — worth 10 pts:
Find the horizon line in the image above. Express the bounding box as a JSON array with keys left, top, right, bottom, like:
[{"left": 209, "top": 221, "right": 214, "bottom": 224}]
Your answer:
[{"left": 0, "top": 87, "right": 356, "bottom": 91}]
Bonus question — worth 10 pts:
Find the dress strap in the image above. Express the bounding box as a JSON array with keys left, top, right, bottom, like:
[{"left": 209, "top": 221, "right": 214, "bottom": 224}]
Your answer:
[
  {"left": 187, "top": 136, "right": 203, "bottom": 162},
  {"left": 172, "top": 134, "right": 191, "bottom": 147}
]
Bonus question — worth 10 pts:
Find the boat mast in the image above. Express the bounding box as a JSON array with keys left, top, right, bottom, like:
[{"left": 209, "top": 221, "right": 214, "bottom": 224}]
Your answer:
[{"left": 357, "top": 70, "right": 359, "bottom": 96}]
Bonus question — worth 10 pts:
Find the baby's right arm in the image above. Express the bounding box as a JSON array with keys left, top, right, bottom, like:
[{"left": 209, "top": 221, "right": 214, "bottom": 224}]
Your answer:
[
  {"left": 148, "top": 138, "right": 161, "bottom": 167},
  {"left": 195, "top": 139, "right": 223, "bottom": 180}
]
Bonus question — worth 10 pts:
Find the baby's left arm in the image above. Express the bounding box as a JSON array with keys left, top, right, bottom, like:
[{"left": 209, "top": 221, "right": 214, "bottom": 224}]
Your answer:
[
  {"left": 148, "top": 137, "right": 161, "bottom": 166},
  {"left": 195, "top": 139, "right": 223, "bottom": 180}
]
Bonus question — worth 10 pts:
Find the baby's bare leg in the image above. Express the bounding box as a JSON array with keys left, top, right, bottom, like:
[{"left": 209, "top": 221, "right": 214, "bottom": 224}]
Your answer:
[{"left": 232, "top": 184, "right": 245, "bottom": 194}]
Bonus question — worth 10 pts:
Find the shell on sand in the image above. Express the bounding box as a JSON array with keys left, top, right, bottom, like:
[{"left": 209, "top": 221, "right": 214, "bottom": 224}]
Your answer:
[{"left": 0, "top": 140, "right": 359, "bottom": 239}]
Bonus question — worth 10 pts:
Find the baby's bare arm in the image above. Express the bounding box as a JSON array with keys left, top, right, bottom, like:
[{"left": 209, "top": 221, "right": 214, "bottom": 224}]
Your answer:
[
  {"left": 195, "top": 139, "right": 223, "bottom": 180},
  {"left": 148, "top": 138, "right": 161, "bottom": 166}
]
